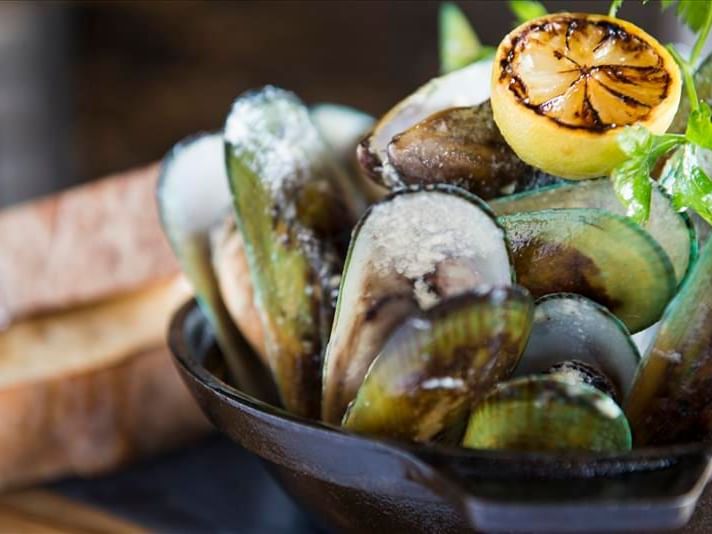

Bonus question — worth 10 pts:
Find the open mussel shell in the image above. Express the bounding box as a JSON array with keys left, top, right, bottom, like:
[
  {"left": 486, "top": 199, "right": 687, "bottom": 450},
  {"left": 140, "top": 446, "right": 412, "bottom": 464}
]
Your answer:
[
  {"left": 322, "top": 185, "right": 513, "bottom": 424},
  {"left": 514, "top": 294, "right": 640, "bottom": 402},
  {"left": 625, "top": 237, "right": 712, "bottom": 447},
  {"left": 358, "top": 59, "right": 493, "bottom": 188},
  {"left": 225, "top": 86, "right": 363, "bottom": 418},
  {"left": 463, "top": 375, "right": 632, "bottom": 453},
  {"left": 342, "top": 287, "right": 534, "bottom": 442},
  {"left": 310, "top": 103, "right": 387, "bottom": 203},
  {"left": 157, "top": 133, "right": 275, "bottom": 401},
  {"left": 499, "top": 208, "right": 676, "bottom": 333},
  {"left": 491, "top": 180, "right": 696, "bottom": 285}
]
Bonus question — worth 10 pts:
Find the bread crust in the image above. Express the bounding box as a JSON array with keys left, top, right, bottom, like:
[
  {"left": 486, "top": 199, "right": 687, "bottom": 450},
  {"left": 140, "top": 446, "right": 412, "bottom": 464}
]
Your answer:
[
  {"left": 0, "top": 344, "right": 209, "bottom": 489},
  {"left": 0, "top": 164, "right": 178, "bottom": 326},
  {"left": 0, "top": 167, "right": 208, "bottom": 488}
]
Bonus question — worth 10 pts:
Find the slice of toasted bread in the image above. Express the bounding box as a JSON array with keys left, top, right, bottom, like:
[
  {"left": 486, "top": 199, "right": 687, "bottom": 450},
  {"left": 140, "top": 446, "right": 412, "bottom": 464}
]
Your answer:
[
  {"left": 0, "top": 166, "right": 209, "bottom": 488},
  {"left": 0, "top": 342, "right": 209, "bottom": 489},
  {"left": 0, "top": 164, "right": 178, "bottom": 326},
  {"left": 0, "top": 275, "right": 208, "bottom": 489}
]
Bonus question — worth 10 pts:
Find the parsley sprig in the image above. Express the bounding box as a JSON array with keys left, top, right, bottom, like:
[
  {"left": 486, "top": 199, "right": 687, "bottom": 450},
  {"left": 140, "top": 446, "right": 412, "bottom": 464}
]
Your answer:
[{"left": 609, "top": 0, "right": 712, "bottom": 225}]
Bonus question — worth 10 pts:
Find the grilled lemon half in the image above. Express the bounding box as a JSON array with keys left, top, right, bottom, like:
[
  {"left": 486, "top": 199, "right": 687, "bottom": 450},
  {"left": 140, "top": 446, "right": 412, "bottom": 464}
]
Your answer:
[{"left": 491, "top": 13, "right": 681, "bottom": 179}]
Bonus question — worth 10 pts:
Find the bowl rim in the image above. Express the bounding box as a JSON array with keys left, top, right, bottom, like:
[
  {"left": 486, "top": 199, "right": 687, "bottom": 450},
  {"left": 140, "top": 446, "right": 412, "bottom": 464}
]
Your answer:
[{"left": 169, "top": 298, "right": 711, "bottom": 477}]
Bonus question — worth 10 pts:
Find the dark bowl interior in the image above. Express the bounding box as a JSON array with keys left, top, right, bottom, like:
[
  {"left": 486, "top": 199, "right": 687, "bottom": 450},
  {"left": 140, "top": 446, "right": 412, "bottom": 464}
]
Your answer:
[{"left": 169, "top": 300, "right": 712, "bottom": 533}]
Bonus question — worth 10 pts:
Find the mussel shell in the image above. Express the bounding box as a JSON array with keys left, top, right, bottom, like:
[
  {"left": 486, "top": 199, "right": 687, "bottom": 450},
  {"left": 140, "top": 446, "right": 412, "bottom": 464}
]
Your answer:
[
  {"left": 342, "top": 287, "right": 534, "bottom": 442},
  {"left": 491, "top": 180, "right": 696, "bottom": 285},
  {"left": 358, "top": 60, "right": 493, "bottom": 188},
  {"left": 157, "top": 133, "right": 274, "bottom": 401},
  {"left": 463, "top": 375, "right": 632, "bottom": 453},
  {"left": 224, "top": 87, "right": 362, "bottom": 417},
  {"left": 310, "top": 103, "right": 387, "bottom": 203},
  {"left": 499, "top": 208, "right": 676, "bottom": 333},
  {"left": 625, "top": 237, "right": 712, "bottom": 446},
  {"left": 210, "top": 216, "right": 267, "bottom": 360},
  {"left": 546, "top": 361, "right": 618, "bottom": 403},
  {"left": 514, "top": 293, "right": 640, "bottom": 402},
  {"left": 322, "top": 185, "right": 513, "bottom": 423}
]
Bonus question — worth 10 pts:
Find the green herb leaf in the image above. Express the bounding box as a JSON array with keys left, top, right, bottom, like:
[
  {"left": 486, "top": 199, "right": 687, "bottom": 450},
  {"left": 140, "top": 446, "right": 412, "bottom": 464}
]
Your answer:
[
  {"left": 439, "top": 2, "right": 493, "bottom": 74},
  {"left": 508, "top": 0, "right": 547, "bottom": 25},
  {"left": 686, "top": 101, "right": 712, "bottom": 149},
  {"left": 611, "top": 127, "right": 655, "bottom": 223},
  {"left": 662, "top": 0, "right": 712, "bottom": 33},
  {"left": 609, "top": 0, "right": 624, "bottom": 17},
  {"left": 662, "top": 144, "right": 712, "bottom": 224}
]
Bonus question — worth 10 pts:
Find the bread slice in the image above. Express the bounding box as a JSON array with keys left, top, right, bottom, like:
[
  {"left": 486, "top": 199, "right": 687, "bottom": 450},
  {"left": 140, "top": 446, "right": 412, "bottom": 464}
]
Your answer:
[
  {"left": 0, "top": 166, "right": 209, "bottom": 488},
  {"left": 0, "top": 164, "right": 178, "bottom": 326},
  {"left": 0, "top": 275, "right": 209, "bottom": 489}
]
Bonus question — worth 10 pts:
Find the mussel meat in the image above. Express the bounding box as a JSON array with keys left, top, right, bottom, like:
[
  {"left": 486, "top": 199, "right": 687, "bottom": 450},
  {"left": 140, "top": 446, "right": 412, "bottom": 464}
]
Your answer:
[
  {"left": 386, "top": 102, "right": 528, "bottom": 198},
  {"left": 358, "top": 60, "right": 493, "bottom": 188}
]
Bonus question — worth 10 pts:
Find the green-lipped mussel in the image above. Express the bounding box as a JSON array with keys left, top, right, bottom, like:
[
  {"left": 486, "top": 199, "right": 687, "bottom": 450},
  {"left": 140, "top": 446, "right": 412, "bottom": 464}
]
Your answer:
[
  {"left": 499, "top": 208, "right": 677, "bottom": 333},
  {"left": 625, "top": 236, "right": 712, "bottom": 446},
  {"left": 322, "top": 185, "right": 513, "bottom": 423},
  {"left": 343, "top": 287, "right": 534, "bottom": 442},
  {"left": 462, "top": 374, "right": 632, "bottom": 453},
  {"left": 385, "top": 101, "right": 564, "bottom": 199},
  {"left": 224, "top": 87, "right": 365, "bottom": 418},
  {"left": 514, "top": 293, "right": 640, "bottom": 402},
  {"left": 157, "top": 133, "right": 275, "bottom": 401},
  {"left": 358, "top": 60, "right": 493, "bottom": 188},
  {"left": 491, "top": 180, "right": 696, "bottom": 286},
  {"left": 310, "top": 103, "right": 387, "bottom": 203}
]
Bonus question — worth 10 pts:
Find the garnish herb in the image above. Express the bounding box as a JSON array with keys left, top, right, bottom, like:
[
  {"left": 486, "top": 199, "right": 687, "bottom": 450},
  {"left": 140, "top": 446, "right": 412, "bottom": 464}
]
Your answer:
[
  {"left": 608, "top": 0, "right": 624, "bottom": 18},
  {"left": 439, "top": 1, "right": 548, "bottom": 74},
  {"left": 610, "top": 0, "right": 712, "bottom": 225},
  {"left": 508, "top": 0, "right": 548, "bottom": 25},
  {"left": 439, "top": 2, "right": 493, "bottom": 74}
]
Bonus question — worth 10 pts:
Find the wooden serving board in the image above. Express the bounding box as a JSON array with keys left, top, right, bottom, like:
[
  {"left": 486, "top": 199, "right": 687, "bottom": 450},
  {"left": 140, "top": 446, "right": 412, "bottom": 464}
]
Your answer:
[{"left": 0, "top": 490, "right": 146, "bottom": 533}]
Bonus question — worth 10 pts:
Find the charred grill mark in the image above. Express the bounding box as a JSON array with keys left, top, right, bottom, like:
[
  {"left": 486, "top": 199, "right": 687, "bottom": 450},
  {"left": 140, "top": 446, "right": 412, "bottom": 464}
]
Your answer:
[
  {"left": 565, "top": 19, "right": 577, "bottom": 54},
  {"left": 582, "top": 77, "right": 604, "bottom": 128},
  {"left": 595, "top": 79, "right": 653, "bottom": 109}
]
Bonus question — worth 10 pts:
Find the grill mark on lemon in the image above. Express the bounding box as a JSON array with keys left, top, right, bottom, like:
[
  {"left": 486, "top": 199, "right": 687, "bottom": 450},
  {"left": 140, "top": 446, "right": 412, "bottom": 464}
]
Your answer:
[{"left": 499, "top": 15, "right": 671, "bottom": 132}]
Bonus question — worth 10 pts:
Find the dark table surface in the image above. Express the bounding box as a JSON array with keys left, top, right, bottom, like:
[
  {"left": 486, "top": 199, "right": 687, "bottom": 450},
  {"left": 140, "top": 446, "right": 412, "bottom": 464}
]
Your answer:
[
  {"left": 52, "top": 434, "right": 711, "bottom": 533},
  {"left": 53, "top": 435, "right": 320, "bottom": 533}
]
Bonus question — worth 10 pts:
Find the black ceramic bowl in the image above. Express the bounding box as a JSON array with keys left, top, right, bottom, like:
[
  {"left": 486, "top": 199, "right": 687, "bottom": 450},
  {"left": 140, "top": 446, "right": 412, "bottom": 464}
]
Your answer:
[{"left": 169, "top": 300, "right": 712, "bottom": 533}]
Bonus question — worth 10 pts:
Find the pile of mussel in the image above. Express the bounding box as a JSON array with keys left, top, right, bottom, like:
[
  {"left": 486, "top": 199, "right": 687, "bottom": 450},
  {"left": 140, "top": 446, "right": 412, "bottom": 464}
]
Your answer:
[{"left": 158, "top": 53, "right": 712, "bottom": 454}]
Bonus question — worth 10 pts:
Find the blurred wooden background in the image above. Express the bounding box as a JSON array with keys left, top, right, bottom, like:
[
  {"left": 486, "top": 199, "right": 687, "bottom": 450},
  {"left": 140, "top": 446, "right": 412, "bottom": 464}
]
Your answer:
[{"left": 0, "top": 0, "right": 689, "bottom": 207}]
